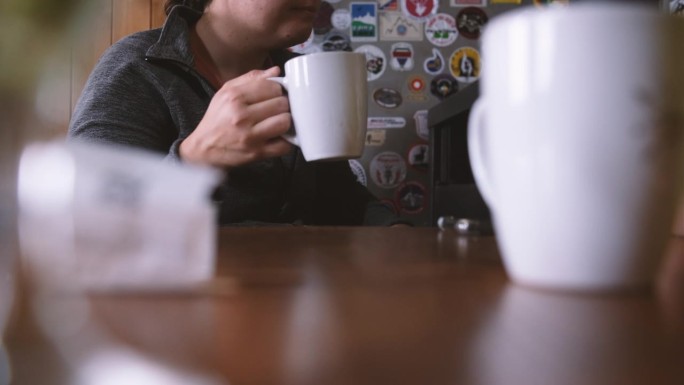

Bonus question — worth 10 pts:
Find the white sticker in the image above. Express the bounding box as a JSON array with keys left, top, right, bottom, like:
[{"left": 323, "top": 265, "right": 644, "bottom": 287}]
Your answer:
[
  {"left": 425, "top": 13, "right": 458, "bottom": 47},
  {"left": 370, "top": 151, "right": 407, "bottom": 189},
  {"left": 355, "top": 44, "right": 387, "bottom": 81},
  {"left": 390, "top": 42, "right": 415, "bottom": 71},
  {"left": 348, "top": 159, "right": 367, "bottom": 186},
  {"left": 379, "top": 11, "right": 424, "bottom": 41},
  {"left": 414, "top": 109, "right": 429, "bottom": 140},
  {"left": 368, "top": 116, "right": 407, "bottom": 129},
  {"left": 366, "top": 130, "right": 387, "bottom": 146},
  {"left": 331, "top": 9, "right": 352, "bottom": 30},
  {"left": 450, "top": 0, "right": 488, "bottom": 6}
]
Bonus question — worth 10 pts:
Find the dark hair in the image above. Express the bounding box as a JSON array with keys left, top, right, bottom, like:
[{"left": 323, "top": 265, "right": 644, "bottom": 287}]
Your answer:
[{"left": 164, "top": 0, "right": 212, "bottom": 15}]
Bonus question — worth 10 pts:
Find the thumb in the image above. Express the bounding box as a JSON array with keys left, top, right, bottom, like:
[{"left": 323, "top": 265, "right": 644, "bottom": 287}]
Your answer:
[{"left": 260, "top": 66, "right": 281, "bottom": 78}]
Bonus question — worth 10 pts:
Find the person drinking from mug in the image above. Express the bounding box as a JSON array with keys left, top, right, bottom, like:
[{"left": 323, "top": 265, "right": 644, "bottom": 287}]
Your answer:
[{"left": 69, "top": 0, "right": 408, "bottom": 226}]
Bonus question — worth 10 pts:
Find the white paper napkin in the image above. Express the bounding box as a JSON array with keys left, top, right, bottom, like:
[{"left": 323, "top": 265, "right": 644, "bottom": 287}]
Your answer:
[{"left": 17, "top": 140, "right": 222, "bottom": 292}]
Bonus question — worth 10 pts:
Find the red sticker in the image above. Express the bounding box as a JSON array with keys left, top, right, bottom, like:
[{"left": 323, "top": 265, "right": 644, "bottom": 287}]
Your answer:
[
  {"left": 395, "top": 181, "right": 427, "bottom": 214},
  {"left": 401, "top": 0, "right": 439, "bottom": 21}
]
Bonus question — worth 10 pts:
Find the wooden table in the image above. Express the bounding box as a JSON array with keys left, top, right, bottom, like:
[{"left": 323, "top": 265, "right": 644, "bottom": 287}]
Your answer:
[{"left": 6, "top": 227, "right": 684, "bottom": 385}]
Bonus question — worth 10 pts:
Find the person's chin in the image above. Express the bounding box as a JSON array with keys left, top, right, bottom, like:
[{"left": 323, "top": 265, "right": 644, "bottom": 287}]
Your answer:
[{"left": 279, "top": 28, "right": 313, "bottom": 48}]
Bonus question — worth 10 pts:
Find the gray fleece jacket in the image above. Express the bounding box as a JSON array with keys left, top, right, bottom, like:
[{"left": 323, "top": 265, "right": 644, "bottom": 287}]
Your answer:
[{"left": 69, "top": 5, "right": 403, "bottom": 226}]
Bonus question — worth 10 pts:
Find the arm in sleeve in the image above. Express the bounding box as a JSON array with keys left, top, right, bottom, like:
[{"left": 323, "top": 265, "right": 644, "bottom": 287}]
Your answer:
[{"left": 68, "top": 48, "right": 178, "bottom": 160}]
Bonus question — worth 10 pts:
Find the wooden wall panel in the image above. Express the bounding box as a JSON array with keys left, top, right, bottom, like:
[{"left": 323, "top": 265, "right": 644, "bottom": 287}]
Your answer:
[
  {"left": 112, "top": 0, "right": 152, "bottom": 44},
  {"left": 70, "top": 0, "right": 113, "bottom": 129},
  {"left": 151, "top": 0, "right": 167, "bottom": 28},
  {"left": 42, "top": 50, "right": 74, "bottom": 138},
  {"left": 67, "top": 0, "right": 168, "bottom": 135}
]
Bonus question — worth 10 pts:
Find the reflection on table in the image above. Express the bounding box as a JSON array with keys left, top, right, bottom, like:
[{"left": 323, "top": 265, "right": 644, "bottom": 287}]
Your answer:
[{"left": 6, "top": 227, "right": 684, "bottom": 385}]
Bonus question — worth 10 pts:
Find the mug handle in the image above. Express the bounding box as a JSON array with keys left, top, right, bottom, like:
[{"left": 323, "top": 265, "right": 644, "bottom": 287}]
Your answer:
[
  {"left": 467, "top": 98, "right": 496, "bottom": 209},
  {"left": 267, "top": 77, "right": 299, "bottom": 146}
]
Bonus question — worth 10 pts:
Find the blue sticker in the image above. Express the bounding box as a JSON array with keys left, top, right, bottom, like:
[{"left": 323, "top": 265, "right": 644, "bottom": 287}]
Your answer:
[
  {"left": 424, "top": 48, "right": 445, "bottom": 75},
  {"left": 351, "top": 2, "right": 379, "bottom": 42}
]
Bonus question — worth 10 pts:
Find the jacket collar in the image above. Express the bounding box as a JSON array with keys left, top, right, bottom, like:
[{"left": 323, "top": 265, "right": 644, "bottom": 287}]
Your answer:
[{"left": 145, "top": 5, "right": 202, "bottom": 68}]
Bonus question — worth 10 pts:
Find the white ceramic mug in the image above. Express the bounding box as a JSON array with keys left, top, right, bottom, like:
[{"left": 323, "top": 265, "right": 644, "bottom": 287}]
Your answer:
[
  {"left": 468, "top": 4, "right": 684, "bottom": 291},
  {"left": 269, "top": 52, "right": 368, "bottom": 161}
]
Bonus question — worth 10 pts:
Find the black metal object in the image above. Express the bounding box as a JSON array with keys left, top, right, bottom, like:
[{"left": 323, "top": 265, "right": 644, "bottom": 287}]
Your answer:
[{"left": 428, "top": 82, "right": 491, "bottom": 227}]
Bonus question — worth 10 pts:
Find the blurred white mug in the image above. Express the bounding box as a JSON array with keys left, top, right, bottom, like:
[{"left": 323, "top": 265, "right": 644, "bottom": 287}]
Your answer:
[
  {"left": 468, "top": 4, "right": 684, "bottom": 291},
  {"left": 269, "top": 52, "right": 368, "bottom": 162}
]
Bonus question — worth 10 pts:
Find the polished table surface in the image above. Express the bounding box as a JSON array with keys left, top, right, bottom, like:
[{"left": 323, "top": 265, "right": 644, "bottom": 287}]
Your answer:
[{"left": 7, "top": 227, "right": 684, "bottom": 385}]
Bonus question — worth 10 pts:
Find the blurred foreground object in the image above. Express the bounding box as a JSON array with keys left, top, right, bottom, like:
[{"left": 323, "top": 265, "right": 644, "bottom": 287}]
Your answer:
[
  {"left": 1, "top": 1, "right": 88, "bottom": 383},
  {"left": 674, "top": 197, "right": 684, "bottom": 236},
  {"left": 0, "top": 0, "right": 86, "bottom": 94},
  {"left": 468, "top": 3, "right": 684, "bottom": 291},
  {"left": 18, "top": 140, "right": 221, "bottom": 292}
]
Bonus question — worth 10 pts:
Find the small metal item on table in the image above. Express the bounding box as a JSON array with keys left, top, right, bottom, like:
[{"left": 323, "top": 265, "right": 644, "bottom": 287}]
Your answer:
[{"left": 437, "top": 216, "right": 493, "bottom": 235}]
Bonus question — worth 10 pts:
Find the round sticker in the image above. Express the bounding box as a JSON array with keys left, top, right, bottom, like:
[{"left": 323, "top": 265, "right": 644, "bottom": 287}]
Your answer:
[
  {"left": 449, "top": 47, "right": 481, "bottom": 83},
  {"left": 370, "top": 151, "right": 407, "bottom": 189},
  {"left": 355, "top": 44, "right": 387, "bottom": 81},
  {"left": 373, "top": 88, "right": 403, "bottom": 109},
  {"left": 390, "top": 42, "right": 415, "bottom": 71},
  {"left": 408, "top": 75, "right": 425, "bottom": 93},
  {"left": 395, "top": 181, "right": 427, "bottom": 214},
  {"left": 331, "top": 9, "right": 351, "bottom": 30},
  {"left": 313, "top": 1, "right": 335, "bottom": 35},
  {"left": 401, "top": 0, "right": 438, "bottom": 22},
  {"left": 456, "top": 7, "right": 488, "bottom": 40},
  {"left": 348, "top": 159, "right": 367, "bottom": 186},
  {"left": 423, "top": 48, "right": 445, "bottom": 75},
  {"left": 425, "top": 13, "right": 458, "bottom": 47},
  {"left": 407, "top": 143, "right": 429, "bottom": 171},
  {"left": 406, "top": 75, "right": 427, "bottom": 102},
  {"left": 321, "top": 31, "right": 352, "bottom": 52},
  {"left": 430, "top": 74, "right": 458, "bottom": 100}
]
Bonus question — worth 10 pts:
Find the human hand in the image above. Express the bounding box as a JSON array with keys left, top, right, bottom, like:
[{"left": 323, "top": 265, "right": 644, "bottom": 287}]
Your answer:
[{"left": 180, "top": 66, "right": 293, "bottom": 168}]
